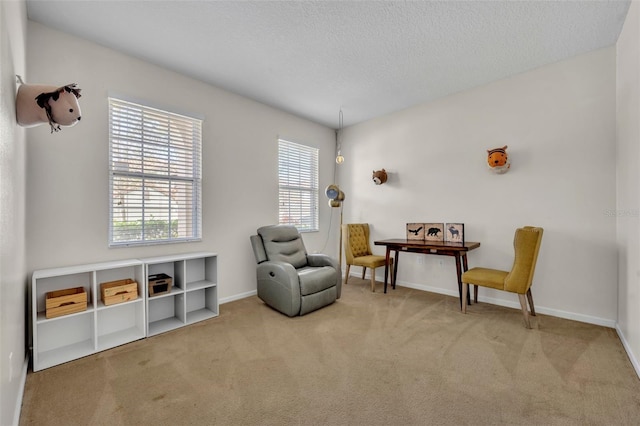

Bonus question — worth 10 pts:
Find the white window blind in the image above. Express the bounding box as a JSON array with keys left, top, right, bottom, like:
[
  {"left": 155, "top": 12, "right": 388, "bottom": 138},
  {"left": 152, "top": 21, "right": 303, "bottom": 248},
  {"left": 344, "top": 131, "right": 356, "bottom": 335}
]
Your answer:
[
  {"left": 278, "top": 139, "right": 319, "bottom": 232},
  {"left": 109, "top": 98, "right": 202, "bottom": 246}
]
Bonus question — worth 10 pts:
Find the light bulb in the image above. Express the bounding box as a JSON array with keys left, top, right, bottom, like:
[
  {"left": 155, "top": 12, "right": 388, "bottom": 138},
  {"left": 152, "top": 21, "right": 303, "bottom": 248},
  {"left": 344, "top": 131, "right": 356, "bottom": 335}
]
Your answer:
[{"left": 336, "top": 152, "right": 344, "bottom": 164}]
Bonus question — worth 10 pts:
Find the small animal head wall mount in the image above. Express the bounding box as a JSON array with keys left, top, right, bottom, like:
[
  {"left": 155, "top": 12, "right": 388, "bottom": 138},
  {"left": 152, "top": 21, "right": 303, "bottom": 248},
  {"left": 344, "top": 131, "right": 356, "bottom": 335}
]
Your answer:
[
  {"left": 487, "top": 145, "right": 510, "bottom": 174},
  {"left": 372, "top": 169, "right": 388, "bottom": 185},
  {"left": 16, "top": 79, "right": 82, "bottom": 133}
]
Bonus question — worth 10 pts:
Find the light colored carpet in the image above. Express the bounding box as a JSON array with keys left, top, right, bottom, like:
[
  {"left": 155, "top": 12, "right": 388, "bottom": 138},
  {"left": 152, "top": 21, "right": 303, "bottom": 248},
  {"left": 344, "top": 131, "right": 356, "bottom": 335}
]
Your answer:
[{"left": 20, "top": 278, "right": 640, "bottom": 425}]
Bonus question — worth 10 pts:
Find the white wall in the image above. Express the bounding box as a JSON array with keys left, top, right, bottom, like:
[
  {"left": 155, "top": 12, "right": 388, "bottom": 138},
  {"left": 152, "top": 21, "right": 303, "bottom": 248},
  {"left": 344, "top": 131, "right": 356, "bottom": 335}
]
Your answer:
[
  {"left": 25, "top": 22, "right": 338, "bottom": 302},
  {"left": 0, "top": 1, "right": 27, "bottom": 425},
  {"left": 339, "top": 47, "right": 618, "bottom": 326},
  {"left": 616, "top": 0, "right": 640, "bottom": 375}
]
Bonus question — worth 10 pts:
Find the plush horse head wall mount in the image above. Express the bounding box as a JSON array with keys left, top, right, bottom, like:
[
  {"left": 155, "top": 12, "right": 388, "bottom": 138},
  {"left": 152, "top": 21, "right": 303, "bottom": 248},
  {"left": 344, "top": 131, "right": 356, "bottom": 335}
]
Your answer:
[
  {"left": 487, "top": 145, "right": 510, "bottom": 174},
  {"left": 16, "top": 82, "right": 82, "bottom": 133}
]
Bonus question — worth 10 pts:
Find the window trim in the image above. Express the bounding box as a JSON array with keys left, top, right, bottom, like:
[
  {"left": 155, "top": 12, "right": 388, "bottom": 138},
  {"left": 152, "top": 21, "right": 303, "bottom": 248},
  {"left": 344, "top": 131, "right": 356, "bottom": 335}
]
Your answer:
[
  {"left": 108, "top": 97, "right": 203, "bottom": 247},
  {"left": 278, "top": 138, "right": 319, "bottom": 233}
]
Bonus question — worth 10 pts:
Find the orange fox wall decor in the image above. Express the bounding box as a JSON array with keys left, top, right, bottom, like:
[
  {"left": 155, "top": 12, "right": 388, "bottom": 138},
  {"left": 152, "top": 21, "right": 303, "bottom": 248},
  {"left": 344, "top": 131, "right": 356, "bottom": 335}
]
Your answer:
[{"left": 487, "top": 145, "right": 510, "bottom": 174}]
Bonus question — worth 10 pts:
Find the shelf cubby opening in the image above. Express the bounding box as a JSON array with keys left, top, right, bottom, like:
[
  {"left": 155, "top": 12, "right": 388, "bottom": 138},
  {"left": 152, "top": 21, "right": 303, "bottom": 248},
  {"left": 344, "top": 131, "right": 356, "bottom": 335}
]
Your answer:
[
  {"left": 148, "top": 292, "right": 185, "bottom": 336},
  {"left": 186, "top": 286, "right": 218, "bottom": 324},
  {"left": 35, "top": 312, "right": 95, "bottom": 369},
  {"left": 97, "top": 300, "right": 145, "bottom": 351}
]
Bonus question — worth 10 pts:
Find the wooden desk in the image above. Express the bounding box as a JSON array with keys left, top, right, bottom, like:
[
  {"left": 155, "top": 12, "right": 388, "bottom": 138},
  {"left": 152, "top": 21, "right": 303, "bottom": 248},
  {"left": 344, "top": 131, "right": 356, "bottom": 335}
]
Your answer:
[{"left": 374, "top": 239, "right": 481, "bottom": 307}]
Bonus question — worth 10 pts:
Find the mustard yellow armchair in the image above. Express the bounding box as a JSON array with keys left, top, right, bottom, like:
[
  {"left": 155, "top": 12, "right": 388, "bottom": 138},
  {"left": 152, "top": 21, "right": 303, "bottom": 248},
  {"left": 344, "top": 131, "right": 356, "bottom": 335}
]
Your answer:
[
  {"left": 461, "top": 226, "right": 543, "bottom": 328},
  {"left": 342, "top": 223, "right": 393, "bottom": 292}
]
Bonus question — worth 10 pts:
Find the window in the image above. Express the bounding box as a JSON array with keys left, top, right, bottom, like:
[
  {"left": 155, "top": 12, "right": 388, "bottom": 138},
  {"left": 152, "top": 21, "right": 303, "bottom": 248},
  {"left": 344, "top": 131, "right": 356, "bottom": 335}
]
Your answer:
[
  {"left": 108, "top": 98, "right": 202, "bottom": 246},
  {"left": 278, "top": 139, "right": 319, "bottom": 232}
]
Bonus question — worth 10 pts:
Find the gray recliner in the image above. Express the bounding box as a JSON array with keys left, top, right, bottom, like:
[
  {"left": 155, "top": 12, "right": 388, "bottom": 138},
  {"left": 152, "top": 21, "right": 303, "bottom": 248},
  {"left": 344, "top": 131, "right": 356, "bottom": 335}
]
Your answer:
[{"left": 250, "top": 224, "right": 341, "bottom": 316}]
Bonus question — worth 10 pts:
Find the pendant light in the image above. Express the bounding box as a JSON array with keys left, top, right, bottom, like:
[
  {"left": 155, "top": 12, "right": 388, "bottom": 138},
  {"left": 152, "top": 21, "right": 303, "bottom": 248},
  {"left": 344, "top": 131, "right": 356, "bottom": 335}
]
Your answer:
[{"left": 336, "top": 109, "right": 344, "bottom": 164}]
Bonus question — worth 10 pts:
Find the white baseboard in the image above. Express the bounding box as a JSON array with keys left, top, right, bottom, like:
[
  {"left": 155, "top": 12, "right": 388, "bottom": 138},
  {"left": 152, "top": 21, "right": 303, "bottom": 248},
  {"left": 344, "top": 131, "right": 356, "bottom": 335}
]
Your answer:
[
  {"left": 531, "top": 304, "right": 616, "bottom": 328},
  {"left": 219, "top": 290, "right": 257, "bottom": 305},
  {"left": 379, "top": 276, "right": 617, "bottom": 328},
  {"left": 13, "top": 354, "right": 28, "bottom": 426},
  {"left": 616, "top": 324, "right": 640, "bottom": 379},
  {"left": 396, "top": 280, "right": 460, "bottom": 298}
]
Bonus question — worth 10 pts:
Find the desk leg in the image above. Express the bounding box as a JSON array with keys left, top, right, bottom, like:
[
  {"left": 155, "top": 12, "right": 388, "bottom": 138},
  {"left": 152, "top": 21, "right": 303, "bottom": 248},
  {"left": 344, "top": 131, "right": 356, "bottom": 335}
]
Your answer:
[
  {"left": 384, "top": 247, "right": 391, "bottom": 293},
  {"left": 393, "top": 250, "right": 399, "bottom": 290},
  {"left": 462, "top": 254, "right": 475, "bottom": 303},
  {"left": 455, "top": 252, "right": 463, "bottom": 309}
]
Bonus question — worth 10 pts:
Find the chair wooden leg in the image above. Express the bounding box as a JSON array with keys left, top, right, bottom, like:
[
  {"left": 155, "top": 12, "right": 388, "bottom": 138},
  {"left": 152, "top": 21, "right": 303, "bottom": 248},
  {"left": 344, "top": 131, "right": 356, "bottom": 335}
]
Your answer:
[
  {"left": 370, "top": 269, "right": 376, "bottom": 292},
  {"left": 461, "top": 283, "right": 468, "bottom": 313},
  {"left": 344, "top": 264, "right": 351, "bottom": 284},
  {"left": 474, "top": 285, "right": 478, "bottom": 303},
  {"left": 518, "top": 293, "right": 531, "bottom": 329},
  {"left": 361, "top": 267, "right": 366, "bottom": 280},
  {"left": 526, "top": 288, "right": 536, "bottom": 316}
]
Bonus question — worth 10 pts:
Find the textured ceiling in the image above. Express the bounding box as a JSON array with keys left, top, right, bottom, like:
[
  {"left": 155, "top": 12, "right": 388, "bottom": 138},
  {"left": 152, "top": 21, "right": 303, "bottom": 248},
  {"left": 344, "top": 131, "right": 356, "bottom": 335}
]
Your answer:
[{"left": 26, "top": 0, "right": 630, "bottom": 128}]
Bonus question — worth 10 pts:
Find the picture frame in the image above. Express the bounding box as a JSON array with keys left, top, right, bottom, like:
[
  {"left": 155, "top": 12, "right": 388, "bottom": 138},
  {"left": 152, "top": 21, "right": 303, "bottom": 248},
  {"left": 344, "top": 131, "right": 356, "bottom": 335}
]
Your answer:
[
  {"left": 406, "top": 223, "right": 425, "bottom": 240},
  {"left": 424, "top": 223, "right": 444, "bottom": 242},
  {"left": 445, "top": 223, "right": 465, "bottom": 244}
]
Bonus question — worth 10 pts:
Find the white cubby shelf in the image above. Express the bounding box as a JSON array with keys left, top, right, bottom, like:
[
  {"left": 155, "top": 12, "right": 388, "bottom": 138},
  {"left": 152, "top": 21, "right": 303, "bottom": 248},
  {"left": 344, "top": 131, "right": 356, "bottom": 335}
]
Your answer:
[
  {"left": 31, "top": 252, "right": 218, "bottom": 371},
  {"left": 141, "top": 252, "right": 219, "bottom": 337}
]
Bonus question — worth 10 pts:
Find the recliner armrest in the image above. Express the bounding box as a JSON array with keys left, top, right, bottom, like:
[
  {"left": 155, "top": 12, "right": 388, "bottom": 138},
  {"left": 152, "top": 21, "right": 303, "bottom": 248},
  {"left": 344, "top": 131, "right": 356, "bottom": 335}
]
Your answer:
[
  {"left": 256, "top": 260, "right": 299, "bottom": 290},
  {"left": 256, "top": 260, "right": 302, "bottom": 316},
  {"left": 307, "top": 254, "right": 341, "bottom": 299},
  {"left": 307, "top": 253, "right": 336, "bottom": 268}
]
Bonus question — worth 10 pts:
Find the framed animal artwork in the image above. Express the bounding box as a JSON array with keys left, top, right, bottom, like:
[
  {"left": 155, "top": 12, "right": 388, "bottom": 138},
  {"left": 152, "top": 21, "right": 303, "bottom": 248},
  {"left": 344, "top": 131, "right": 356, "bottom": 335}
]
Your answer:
[
  {"left": 424, "top": 223, "right": 444, "bottom": 242},
  {"left": 445, "top": 223, "right": 465, "bottom": 244},
  {"left": 406, "top": 223, "right": 425, "bottom": 240}
]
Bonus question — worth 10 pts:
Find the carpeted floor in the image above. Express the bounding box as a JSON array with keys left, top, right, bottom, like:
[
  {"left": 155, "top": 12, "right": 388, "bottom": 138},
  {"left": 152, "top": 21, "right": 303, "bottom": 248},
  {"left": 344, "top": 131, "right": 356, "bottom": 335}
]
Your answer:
[{"left": 20, "top": 278, "right": 640, "bottom": 425}]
